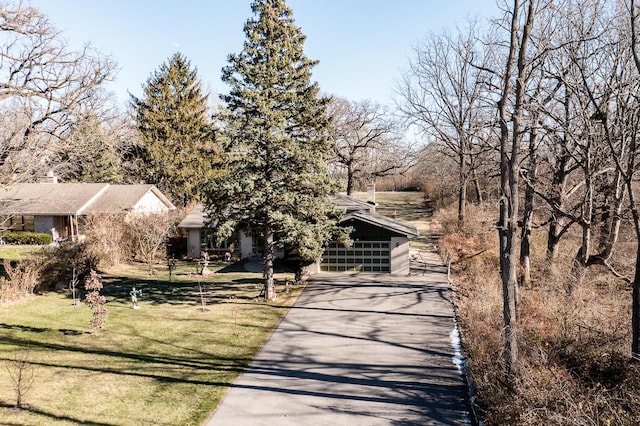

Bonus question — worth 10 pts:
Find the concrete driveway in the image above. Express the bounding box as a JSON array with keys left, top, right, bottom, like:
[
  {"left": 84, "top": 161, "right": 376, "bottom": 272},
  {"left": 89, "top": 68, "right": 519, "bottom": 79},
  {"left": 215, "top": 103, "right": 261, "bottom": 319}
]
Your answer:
[{"left": 207, "top": 251, "right": 470, "bottom": 425}]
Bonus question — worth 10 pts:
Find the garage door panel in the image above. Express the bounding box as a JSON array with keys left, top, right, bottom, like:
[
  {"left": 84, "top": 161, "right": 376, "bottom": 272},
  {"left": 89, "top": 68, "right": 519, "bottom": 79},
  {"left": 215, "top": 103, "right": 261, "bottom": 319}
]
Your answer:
[{"left": 320, "top": 241, "right": 390, "bottom": 273}]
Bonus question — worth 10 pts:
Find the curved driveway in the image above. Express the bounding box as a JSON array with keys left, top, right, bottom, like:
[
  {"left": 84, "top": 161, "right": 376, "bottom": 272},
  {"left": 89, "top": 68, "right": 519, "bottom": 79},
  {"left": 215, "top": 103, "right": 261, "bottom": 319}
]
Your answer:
[{"left": 207, "top": 250, "right": 470, "bottom": 425}]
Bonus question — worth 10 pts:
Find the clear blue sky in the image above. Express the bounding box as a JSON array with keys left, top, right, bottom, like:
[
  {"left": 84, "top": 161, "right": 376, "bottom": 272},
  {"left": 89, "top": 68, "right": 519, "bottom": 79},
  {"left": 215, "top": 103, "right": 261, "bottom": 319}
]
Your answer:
[{"left": 26, "top": 0, "right": 501, "bottom": 107}]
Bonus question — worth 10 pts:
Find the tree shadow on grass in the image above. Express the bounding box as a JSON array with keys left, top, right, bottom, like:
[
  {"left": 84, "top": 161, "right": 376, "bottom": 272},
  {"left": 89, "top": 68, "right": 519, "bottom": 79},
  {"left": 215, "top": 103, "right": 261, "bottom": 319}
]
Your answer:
[
  {"left": 0, "top": 402, "right": 113, "bottom": 426},
  {"left": 0, "top": 323, "right": 90, "bottom": 336},
  {"left": 98, "top": 274, "right": 265, "bottom": 306},
  {"left": 0, "top": 331, "right": 250, "bottom": 384},
  {"left": 92, "top": 257, "right": 299, "bottom": 307}
]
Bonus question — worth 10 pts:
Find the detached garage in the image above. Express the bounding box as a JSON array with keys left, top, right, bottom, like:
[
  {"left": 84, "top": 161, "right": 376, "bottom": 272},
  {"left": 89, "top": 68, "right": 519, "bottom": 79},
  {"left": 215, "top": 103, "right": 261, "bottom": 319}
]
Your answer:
[
  {"left": 312, "top": 195, "right": 419, "bottom": 275},
  {"left": 178, "top": 194, "right": 418, "bottom": 275}
]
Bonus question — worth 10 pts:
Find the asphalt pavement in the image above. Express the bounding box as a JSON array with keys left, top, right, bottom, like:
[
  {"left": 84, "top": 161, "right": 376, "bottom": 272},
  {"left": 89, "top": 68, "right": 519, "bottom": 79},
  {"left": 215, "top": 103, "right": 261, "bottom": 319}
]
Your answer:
[{"left": 206, "top": 250, "right": 470, "bottom": 425}]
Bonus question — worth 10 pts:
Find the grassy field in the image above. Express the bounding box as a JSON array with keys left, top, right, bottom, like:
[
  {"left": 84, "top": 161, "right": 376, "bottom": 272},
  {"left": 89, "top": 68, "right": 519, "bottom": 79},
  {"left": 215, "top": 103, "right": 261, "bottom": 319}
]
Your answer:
[{"left": 0, "top": 259, "right": 301, "bottom": 425}]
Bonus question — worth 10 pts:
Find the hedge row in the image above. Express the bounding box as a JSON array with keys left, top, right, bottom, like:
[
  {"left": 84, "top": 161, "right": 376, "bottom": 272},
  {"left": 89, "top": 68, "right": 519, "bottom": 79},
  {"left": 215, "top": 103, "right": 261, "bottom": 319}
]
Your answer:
[{"left": 0, "top": 231, "right": 52, "bottom": 245}]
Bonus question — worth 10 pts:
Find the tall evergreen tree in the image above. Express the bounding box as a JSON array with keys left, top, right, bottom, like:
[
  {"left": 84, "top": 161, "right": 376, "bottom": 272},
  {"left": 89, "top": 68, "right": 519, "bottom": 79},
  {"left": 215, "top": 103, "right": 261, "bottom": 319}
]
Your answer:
[
  {"left": 131, "top": 52, "right": 215, "bottom": 206},
  {"left": 203, "top": 0, "right": 347, "bottom": 300}
]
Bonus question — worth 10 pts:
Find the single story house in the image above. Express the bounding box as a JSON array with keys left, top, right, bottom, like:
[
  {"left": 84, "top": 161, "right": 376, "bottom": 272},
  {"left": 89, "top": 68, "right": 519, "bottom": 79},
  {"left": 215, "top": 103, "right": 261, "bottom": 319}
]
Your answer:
[
  {"left": 0, "top": 182, "right": 175, "bottom": 241},
  {"left": 178, "top": 203, "right": 257, "bottom": 260},
  {"left": 178, "top": 194, "right": 419, "bottom": 275}
]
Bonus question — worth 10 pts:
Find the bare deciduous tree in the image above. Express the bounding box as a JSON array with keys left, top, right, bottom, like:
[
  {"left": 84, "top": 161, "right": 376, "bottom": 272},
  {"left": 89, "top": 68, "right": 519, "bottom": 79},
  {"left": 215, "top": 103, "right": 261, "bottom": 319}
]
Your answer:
[
  {"left": 5, "top": 346, "right": 34, "bottom": 409},
  {"left": 494, "top": 0, "right": 538, "bottom": 387},
  {"left": 128, "top": 212, "right": 176, "bottom": 275},
  {"left": 0, "top": 1, "right": 117, "bottom": 185},
  {"left": 328, "top": 97, "right": 409, "bottom": 195},
  {"left": 397, "top": 21, "right": 493, "bottom": 224}
]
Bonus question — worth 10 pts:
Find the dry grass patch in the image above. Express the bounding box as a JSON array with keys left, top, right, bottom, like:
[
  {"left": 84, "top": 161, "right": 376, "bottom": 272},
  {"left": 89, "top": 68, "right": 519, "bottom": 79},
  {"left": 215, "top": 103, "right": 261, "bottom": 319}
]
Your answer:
[{"left": 434, "top": 203, "right": 640, "bottom": 425}]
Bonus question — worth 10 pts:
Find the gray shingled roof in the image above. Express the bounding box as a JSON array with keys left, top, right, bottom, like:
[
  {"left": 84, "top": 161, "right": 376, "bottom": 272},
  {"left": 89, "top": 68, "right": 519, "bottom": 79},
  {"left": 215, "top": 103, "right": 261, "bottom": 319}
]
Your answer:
[
  {"left": 178, "top": 204, "right": 207, "bottom": 229},
  {"left": 0, "top": 183, "right": 109, "bottom": 215},
  {"left": 0, "top": 183, "right": 175, "bottom": 215},
  {"left": 329, "top": 193, "right": 375, "bottom": 212},
  {"left": 81, "top": 185, "right": 175, "bottom": 214},
  {"left": 343, "top": 210, "right": 419, "bottom": 238}
]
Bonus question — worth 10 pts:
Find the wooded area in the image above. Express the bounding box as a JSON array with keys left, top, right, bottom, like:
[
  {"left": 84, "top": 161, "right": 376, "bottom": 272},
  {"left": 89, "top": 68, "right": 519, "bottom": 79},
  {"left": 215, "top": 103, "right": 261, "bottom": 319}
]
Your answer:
[
  {"left": 399, "top": 0, "right": 640, "bottom": 365},
  {"left": 398, "top": 0, "right": 640, "bottom": 422}
]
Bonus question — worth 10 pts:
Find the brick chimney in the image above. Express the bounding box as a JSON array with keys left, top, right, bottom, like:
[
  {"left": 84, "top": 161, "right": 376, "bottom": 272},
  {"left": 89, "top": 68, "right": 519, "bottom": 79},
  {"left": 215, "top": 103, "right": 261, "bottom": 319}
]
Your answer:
[{"left": 366, "top": 182, "right": 376, "bottom": 211}]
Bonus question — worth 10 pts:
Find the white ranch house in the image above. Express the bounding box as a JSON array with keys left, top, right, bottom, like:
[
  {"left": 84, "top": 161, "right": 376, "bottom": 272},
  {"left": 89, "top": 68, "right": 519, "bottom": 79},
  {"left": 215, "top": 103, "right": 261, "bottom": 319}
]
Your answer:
[{"left": 0, "top": 182, "right": 175, "bottom": 241}]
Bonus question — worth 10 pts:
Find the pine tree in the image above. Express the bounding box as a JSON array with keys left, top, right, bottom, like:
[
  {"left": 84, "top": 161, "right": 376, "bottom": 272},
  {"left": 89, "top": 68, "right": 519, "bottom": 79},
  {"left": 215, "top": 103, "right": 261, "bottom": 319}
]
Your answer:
[
  {"left": 203, "top": 0, "right": 348, "bottom": 300},
  {"left": 131, "top": 52, "right": 215, "bottom": 206}
]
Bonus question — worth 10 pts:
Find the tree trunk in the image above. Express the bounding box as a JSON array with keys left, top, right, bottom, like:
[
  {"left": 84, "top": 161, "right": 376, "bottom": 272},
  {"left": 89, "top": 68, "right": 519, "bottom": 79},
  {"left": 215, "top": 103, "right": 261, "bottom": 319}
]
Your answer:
[
  {"left": 497, "top": 0, "right": 519, "bottom": 387},
  {"left": 627, "top": 0, "right": 640, "bottom": 360},
  {"left": 472, "top": 168, "right": 483, "bottom": 204},
  {"left": 519, "top": 126, "right": 538, "bottom": 287},
  {"left": 264, "top": 223, "right": 276, "bottom": 301},
  {"left": 346, "top": 163, "right": 354, "bottom": 195},
  {"left": 545, "top": 151, "right": 570, "bottom": 269},
  {"left": 599, "top": 171, "right": 624, "bottom": 259},
  {"left": 545, "top": 223, "right": 561, "bottom": 267},
  {"left": 591, "top": 147, "right": 624, "bottom": 263},
  {"left": 519, "top": 204, "right": 532, "bottom": 287},
  {"left": 458, "top": 151, "right": 467, "bottom": 225},
  {"left": 629, "top": 183, "right": 640, "bottom": 358},
  {"left": 569, "top": 136, "right": 593, "bottom": 293},
  {"left": 497, "top": 0, "right": 535, "bottom": 387},
  {"left": 633, "top": 243, "right": 640, "bottom": 358}
]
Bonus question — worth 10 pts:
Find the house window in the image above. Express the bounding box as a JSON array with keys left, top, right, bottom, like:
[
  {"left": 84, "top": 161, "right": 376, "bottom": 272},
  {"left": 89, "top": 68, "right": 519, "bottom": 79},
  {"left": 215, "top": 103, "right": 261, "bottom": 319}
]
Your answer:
[{"left": 0, "top": 215, "right": 35, "bottom": 231}]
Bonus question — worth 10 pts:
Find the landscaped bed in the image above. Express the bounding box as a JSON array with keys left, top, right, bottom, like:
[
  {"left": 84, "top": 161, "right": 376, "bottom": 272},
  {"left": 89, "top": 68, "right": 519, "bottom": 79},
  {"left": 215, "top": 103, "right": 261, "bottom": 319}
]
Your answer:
[{"left": 0, "top": 258, "right": 302, "bottom": 425}]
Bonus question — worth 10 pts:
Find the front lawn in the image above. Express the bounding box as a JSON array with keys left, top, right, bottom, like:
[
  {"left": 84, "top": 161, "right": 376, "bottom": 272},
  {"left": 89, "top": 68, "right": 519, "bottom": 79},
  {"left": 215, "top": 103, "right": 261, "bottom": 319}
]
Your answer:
[
  {"left": 0, "top": 259, "right": 301, "bottom": 425},
  {"left": 0, "top": 245, "right": 46, "bottom": 262}
]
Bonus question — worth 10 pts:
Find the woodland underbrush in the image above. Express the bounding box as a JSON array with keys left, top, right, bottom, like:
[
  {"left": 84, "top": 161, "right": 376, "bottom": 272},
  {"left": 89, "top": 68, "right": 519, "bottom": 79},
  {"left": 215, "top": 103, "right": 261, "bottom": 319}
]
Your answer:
[{"left": 433, "top": 203, "right": 640, "bottom": 425}]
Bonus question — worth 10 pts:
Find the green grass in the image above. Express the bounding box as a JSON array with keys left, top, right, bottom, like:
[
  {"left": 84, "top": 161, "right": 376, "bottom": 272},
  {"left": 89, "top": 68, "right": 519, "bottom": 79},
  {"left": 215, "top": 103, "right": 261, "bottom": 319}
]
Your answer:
[
  {"left": 0, "top": 245, "right": 46, "bottom": 262},
  {"left": 0, "top": 259, "right": 302, "bottom": 425},
  {"left": 351, "top": 191, "right": 433, "bottom": 250}
]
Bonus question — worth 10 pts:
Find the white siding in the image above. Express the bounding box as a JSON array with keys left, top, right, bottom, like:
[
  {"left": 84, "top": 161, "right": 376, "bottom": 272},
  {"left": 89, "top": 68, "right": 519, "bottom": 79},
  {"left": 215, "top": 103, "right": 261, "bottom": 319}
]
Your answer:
[
  {"left": 133, "top": 191, "right": 170, "bottom": 213},
  {"left": 240, "top": 230, "right": 253, "bottom": 258},
  {"left": 187, "top": 229, "right": 201, "bottom": 258},
  {"left": 389, "top": 237, "right": 410, "bottom": 275}
]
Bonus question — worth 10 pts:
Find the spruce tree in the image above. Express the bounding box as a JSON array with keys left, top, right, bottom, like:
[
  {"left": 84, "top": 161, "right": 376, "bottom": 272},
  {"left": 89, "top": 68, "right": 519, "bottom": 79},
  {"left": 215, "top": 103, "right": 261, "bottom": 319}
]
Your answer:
[
  {"left": 131, "top": 52, "right": 215, "bottom": 206},
  {"left": 204, "top": 0, "right": 347, "bottom": 300}
]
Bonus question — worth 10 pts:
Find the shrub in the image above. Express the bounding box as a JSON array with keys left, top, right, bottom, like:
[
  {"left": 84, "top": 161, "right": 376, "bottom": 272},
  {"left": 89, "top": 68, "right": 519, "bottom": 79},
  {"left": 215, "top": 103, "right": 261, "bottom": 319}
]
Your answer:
[
  {"left": 127, "top": 211, "right": 180, "bottom": 274},
  {"left": 438, "top": 201, "right": 640, "bottom": 424},
  {"left": 82, "top": 214, "right": 133, "bottom": 268},
  {"left": 38, "top": 243, "right": 98, "bottom": 291},
  {"left": 81, "top": 210, "right": 186, "bottom": 270},
  {"left": 0, "top": 256, "right": 45, "bottom": 304},
  {"left": 0, "top": 231, "right": 52, "bottom": 245}
]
